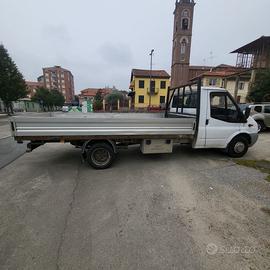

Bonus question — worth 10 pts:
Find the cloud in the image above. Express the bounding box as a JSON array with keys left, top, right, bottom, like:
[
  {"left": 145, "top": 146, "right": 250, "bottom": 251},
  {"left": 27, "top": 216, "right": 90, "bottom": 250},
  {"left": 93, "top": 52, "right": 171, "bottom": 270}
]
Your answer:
[
  {"left": 42, "top": 24, "right": 71, "bottom": 44},
  {"left": 98, "top": 43, "right": 133, "bottom": 66}
]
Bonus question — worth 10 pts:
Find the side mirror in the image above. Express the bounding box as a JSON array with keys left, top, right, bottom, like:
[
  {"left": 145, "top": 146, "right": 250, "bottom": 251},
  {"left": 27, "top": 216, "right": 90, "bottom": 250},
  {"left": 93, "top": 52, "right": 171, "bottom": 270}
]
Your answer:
[{"left": 245, "top": 107, "right": 251, "bottom": 119}]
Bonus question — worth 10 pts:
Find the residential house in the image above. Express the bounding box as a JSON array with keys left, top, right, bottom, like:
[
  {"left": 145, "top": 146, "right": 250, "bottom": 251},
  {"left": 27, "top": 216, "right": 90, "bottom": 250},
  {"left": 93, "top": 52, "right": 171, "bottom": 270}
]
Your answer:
[
  {"left": 79, "top": 88, "right": 113, "bottom": 105},
  {"left": 129, "top": 69, "right": 170, "bottom": 109}
]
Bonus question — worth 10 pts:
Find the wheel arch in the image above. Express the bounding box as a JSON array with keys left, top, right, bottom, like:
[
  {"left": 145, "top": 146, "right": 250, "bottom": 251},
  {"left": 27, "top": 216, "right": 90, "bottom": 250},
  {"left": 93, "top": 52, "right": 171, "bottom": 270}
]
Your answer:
[
  {"left": 82, "top": 139, "right": 117, "bottom": 156},
  {"left": 227, "top": 133, "right": 252, "bottom": 147}
]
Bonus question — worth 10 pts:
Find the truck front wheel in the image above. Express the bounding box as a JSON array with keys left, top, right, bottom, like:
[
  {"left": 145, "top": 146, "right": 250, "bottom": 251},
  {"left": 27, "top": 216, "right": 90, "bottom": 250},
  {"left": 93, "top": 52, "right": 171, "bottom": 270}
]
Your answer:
[
  {"left": 227, "top": 136, "right": 249, "bottom": 158},
  {"left": 86, "top": 143, "right": 115, "bottom": 169}
]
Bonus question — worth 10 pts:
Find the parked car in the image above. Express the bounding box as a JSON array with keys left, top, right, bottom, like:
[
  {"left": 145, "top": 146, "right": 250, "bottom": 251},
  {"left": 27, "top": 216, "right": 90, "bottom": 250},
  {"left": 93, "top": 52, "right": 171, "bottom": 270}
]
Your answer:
[
  {"left": 249, "top": 103, "right": 270, "bottom": 131},
  {"left": 238, "top": 104, "right": 253, "bottom": 113}
]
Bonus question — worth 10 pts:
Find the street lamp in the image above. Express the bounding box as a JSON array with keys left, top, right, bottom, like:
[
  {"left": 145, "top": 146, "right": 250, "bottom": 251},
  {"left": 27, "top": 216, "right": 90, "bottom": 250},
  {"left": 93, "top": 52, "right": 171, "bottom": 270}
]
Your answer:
[{"left": 149, "top": 49, "right": 154, "bottom": 110}]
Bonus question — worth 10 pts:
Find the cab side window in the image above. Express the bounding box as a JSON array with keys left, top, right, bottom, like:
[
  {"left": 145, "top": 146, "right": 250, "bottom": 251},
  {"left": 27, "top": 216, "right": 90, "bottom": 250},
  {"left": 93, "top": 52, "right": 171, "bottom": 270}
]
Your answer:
[{"left": 210, "top": 93, "right": 242, "bottom": 123}]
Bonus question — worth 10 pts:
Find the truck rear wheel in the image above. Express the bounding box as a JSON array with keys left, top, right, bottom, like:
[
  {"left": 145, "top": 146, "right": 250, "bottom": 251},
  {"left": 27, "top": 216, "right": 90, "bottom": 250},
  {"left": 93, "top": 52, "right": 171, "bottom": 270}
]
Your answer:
[
  {"left": 227, "top": 136, "right": 249, "bottom": 158},
  {"left": 86, "top": 143, "right": 115, "bottom": 169}
]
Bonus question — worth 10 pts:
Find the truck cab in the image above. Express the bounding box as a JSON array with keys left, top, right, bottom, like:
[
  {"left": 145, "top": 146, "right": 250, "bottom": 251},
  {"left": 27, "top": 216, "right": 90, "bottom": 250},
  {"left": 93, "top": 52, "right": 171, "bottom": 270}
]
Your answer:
[{"left": 167, "top": 85, "right": 259, "bottom": 157}]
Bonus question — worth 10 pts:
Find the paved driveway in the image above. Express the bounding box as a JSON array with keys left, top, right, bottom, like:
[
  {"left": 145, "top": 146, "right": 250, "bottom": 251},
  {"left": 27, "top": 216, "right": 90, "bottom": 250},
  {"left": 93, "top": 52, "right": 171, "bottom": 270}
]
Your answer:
[{"left": 0, "top": 134, "right": 269, "bottom": 270}]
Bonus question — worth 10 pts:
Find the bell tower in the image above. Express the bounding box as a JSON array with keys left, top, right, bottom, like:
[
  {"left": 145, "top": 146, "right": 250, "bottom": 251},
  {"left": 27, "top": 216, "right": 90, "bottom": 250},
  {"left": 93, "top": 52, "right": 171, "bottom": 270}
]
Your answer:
[{"left": 171, "top": 0, "right": 195, "bottom": 88}]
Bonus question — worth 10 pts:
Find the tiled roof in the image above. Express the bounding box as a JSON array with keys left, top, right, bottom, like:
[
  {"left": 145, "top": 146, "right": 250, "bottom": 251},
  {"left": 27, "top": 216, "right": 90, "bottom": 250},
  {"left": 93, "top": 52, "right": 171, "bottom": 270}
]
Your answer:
[
  {"left": 131, "top": 69, "right": 170, "bottom": 79},
  {"left": 80, "top": 88, "right": 112, "bottom": 97},
  {"left": 189, "top": 65, "right": 213, "bottom": 70},
  {"left": 190, "top": 71, "right": 237, "bottom": 81},
  {"left": 25, "top": 81, "right": 42, "bottom": 87}
]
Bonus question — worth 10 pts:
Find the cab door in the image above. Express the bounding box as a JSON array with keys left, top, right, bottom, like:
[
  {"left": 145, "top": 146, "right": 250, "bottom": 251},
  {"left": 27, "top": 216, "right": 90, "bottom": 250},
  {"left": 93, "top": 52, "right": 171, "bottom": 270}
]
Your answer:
[
  {"left": 205, "top": 92, "right": 244, "bottom": 148},
  {"left": 264, "top": 105, "right": 270, "bottom": 127}
]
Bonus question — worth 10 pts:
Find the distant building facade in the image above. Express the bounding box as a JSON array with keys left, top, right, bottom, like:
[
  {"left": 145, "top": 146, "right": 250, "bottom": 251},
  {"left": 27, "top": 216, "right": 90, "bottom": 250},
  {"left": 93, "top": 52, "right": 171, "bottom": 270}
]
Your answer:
[
  {"left": 13, "top": 98, "right": 42, "bottom": 112},
  {"left": 41, "top": 66, "right": 75, "bottom": 103},
  {"left": 25, "top": 81, "right": 43, "bottom": 98},
  {"left": 79, "top": 88, "right": 113, "bottom": 104},
  {"left": 129, "top": 69, "right": 170, "bottom": 109}
]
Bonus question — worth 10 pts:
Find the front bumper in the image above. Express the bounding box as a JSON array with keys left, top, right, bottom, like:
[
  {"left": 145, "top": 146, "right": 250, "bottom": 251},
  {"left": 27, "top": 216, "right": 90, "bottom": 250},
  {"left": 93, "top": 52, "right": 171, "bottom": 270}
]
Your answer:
[{"left": 249, "top": 133, "right": 259, "bottom": 147}]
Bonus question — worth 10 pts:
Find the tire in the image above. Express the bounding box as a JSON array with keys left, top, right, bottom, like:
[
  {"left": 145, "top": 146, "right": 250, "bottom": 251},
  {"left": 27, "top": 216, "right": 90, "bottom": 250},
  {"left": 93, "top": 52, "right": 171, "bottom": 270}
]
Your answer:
[
  {"left": 256, "top": 120, "right": 266, "bottom": 132},
  {"left": 86, "top": 143, "right": 115, "bottom": 169},
  {"left": 227, "top": 136, "right": 249, "bottom": 158}
]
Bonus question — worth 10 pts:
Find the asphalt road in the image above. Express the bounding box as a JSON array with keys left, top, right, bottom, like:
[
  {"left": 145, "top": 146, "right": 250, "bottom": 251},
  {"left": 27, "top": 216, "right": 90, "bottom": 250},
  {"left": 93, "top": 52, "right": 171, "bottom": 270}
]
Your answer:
[
  {"left": 0, "top": 137, "right": 27, "bottom": 169},
  {"left": 0, "top": 135, "right": 270, "bottom": 270},
  {"left": 0, "top": 115, "right": 27, "bottom": 169}
]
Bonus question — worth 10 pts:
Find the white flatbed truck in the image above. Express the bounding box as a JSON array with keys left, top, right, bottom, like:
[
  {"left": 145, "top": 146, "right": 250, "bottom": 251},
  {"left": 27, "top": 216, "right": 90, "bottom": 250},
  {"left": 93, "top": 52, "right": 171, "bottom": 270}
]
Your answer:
[{"left": 10, "top": 81, "right": 259, "bottom": 169}]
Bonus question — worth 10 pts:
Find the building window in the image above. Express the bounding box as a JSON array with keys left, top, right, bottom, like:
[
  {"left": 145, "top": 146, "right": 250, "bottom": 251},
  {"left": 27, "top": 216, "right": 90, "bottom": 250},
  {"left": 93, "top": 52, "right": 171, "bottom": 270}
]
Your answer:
[
  {"left": 180, "top": 39, "right": 187, "bottom": 55},
  {"left": 221, "top": 80, "right": 225, "bottom": 88},
  {"left": 139, "top": 80, "right": 145, "bottom": 88},
  {"left": 160, "top": 81, "right": 166, "bottom": 89},
  {"left": 160, "top": 96, "right": 166, "bottom": 104},
  {"left": 264, "top": 106, "right": 270, "bottom": 113},
  {"left": 150, "top": 80, "right": 155, "bottom": 94},
  {"left": 182, "top": 10, "right": 189, "bottom": 17},
  {"left": 209, "top": 78, "right": 217, "bottom": 86},
  {"left": 239, "top": 82, "right": 245, "bottom": 90},
  {"left": 182, "top": 18, "right": 189, "bottom": 30},
  {"left": 138, "top": 95, "right": 144, "bottom": 104}
]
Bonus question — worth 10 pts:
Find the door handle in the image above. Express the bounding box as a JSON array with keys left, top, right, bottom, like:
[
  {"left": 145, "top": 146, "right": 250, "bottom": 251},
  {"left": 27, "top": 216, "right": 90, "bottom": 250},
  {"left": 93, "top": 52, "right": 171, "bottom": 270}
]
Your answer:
[{"left": 206, "top": 119, "right": 209, "bottom": 125}]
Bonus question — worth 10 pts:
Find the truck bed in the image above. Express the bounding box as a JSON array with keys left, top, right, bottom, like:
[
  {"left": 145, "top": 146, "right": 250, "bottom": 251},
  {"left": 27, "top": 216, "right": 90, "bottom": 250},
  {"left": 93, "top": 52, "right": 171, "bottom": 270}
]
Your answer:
[{"left": 11, "top": 113, "right": 196, "bottom": 140}]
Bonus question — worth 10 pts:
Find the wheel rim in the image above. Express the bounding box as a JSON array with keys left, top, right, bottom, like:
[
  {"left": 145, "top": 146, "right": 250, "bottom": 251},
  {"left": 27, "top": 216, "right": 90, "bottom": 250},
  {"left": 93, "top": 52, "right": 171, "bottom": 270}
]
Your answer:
[
  {"left": 91, "top": 148, "right": 111, "bottom": 166},
  {"left": 234, "top": 142, "right": 245, "bottom": 154}
]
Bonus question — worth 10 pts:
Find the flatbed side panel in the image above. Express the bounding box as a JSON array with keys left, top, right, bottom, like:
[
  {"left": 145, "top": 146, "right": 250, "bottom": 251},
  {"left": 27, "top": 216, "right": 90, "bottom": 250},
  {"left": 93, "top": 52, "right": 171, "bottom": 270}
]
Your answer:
[{"left": 11, "top": 117, "right": 195, "bottom": 137}]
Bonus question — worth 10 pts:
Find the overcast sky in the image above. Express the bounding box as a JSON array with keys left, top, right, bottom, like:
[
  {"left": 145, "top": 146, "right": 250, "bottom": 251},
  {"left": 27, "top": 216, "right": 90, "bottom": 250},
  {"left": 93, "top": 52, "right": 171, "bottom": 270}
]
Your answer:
[{"left": 0, "top": 0, "right": 270, "bottom": 93}]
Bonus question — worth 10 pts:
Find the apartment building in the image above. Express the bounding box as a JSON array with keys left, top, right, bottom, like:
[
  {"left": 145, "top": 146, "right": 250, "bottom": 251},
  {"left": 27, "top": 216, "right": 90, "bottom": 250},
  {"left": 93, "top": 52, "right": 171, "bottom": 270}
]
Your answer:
[{"left": 41, "top": 66, "right": 75, "bottom": 103}]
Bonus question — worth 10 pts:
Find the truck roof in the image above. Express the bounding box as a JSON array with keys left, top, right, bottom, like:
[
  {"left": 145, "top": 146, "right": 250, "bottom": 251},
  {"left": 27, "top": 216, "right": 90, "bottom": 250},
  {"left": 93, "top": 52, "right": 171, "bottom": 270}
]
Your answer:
[{"left": 201, "top": 86, "right": 227, "bottom": 92}]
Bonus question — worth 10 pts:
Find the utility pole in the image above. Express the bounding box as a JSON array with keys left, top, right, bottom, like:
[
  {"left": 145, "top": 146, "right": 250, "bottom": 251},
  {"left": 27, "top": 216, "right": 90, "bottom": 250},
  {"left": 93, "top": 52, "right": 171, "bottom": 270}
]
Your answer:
[{"left": 149, "top": 49, "right": 154, "bottom": 110}]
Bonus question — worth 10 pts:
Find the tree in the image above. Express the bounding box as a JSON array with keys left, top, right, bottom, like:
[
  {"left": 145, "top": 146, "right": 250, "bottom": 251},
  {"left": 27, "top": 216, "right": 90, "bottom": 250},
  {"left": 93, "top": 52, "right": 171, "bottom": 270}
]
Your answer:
[
  {"left": 32, "top": 87, "right": 65, "bottom": 111},
  {"left": 94, "top": 90, "right": 103, "bottom": 111},
  {"left": 0, "top": 44, "right": 27, "bottom": 114},
  {"left": 31, "top": 87, "right": 51, "bottom": 111},
  {"left": 50, "top": 89, "right": 65, "bottom": 108},
  {"left": 249, "top": 69, "right": 270, "bottom": 102},
  {"left": 105, "top": 91, "right": 123, "bottom": 111}
]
